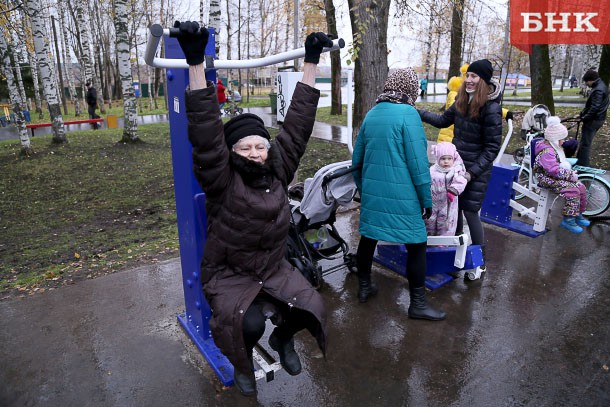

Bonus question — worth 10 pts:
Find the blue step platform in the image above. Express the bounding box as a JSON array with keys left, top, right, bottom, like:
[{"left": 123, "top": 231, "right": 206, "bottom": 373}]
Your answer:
[
  {"left": 481, "top": 164, "right": 547, "bottom": 238},
  {"left": 374, "top": 244, "right": 484, "bottom": 290}
]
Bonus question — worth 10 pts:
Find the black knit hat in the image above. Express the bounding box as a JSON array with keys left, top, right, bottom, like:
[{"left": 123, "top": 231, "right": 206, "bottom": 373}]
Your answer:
[
  {"left": 582, "top": 69, "right": 599, "bottom": 82},
  {"left": 467, "top": 59, "right": 493, "bottom": 84},
  {"left": 223, "top": 113, "right": 271, "bottom": 148}
]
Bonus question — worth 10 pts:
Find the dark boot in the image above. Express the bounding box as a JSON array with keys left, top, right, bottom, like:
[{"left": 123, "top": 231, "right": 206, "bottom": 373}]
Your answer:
[
  {"left": 234, "top": 370, "right": 257, "bottom": 397},
  {"left": 408, "top": 287, "right": 447, "bottom": 321},
  {"left": 358, "top": 277, "right": 378, "bottom": 303},
  {"left": 269, "top": 331, "right": 302, "bottom": 376}
]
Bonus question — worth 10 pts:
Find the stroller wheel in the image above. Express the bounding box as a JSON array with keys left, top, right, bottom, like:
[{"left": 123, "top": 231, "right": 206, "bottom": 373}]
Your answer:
[
  {"left": 290, "top": 256, "right": 322, "bottom": 290},
  {"left": 465, "top": 266, "right": 486, "bottom": 281},
  {"left": 345, "top": 253, "right": 358, "bottom": 273}
]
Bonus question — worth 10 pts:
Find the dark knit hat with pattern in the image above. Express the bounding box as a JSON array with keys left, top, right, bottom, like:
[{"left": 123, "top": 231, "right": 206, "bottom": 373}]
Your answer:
[
  {"left": 467, "top": 59, "right": 493, "bottom": 84},
  {"left": 223, "top": 113, "right": 270, "bottom": 147},
  {"left": 582, "top": 69, "right": 599, "bottom": 82}
]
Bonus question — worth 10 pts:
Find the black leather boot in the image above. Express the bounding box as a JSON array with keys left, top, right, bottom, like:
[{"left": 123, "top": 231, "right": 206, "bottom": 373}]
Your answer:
[
  {"left": 408, "top": 287, "right": 447, "bottom": 321},
  {"left": 269, "top": 332, "right": 302, "bottom": 376},
  {"left": 358, "top": 277, "right": 378, "bottom": 303},
  {"left": 234, "top": 370, "right": 257, "bottom": 397}
]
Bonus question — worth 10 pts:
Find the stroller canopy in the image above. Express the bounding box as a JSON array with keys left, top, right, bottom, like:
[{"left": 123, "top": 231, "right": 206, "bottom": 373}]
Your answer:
[
  {"left": 522, "top": 104, "right": 551, "bottom": 133},
  {"left": 298, "top": 160, "right": 358, "bottom": 225}
]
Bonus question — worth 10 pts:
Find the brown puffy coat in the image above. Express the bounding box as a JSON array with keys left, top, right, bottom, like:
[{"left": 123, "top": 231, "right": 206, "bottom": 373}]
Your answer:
[{"left": 185, "top": 82, "right": 326, "bottom": 374}]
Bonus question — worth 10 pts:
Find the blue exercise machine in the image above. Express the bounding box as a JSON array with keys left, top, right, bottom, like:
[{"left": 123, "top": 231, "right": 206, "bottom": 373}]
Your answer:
[{"left": 144, "top": 24, "right": 344, "bottom": 386}]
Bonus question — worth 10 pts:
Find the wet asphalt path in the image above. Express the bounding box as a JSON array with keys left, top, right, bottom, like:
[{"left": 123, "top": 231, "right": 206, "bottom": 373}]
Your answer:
[{"left": 1, "top": 203, "right": 609, "bottom": 406}]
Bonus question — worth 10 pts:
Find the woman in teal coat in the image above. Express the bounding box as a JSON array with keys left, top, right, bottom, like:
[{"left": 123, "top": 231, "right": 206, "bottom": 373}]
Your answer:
[{"left": 352, "top": 68, "right": 446, "bottom": 321}]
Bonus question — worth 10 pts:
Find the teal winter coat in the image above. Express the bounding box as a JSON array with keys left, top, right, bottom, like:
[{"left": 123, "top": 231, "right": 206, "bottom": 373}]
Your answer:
[{"left": 352, "top": 102, "right": 432, "bottom": 244}]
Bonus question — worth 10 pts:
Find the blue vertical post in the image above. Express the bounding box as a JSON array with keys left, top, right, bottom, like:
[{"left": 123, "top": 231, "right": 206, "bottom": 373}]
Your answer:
[{"left": 165, "top": 30, "right": 234, "bottom": 386}]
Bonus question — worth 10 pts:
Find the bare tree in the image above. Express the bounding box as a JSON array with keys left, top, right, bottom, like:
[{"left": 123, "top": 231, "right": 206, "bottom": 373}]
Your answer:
[
  {"left": 324, "top": 0, "right": 341, "bottom": 115},
  {"left": 58, "top": 0, "right": 82, "bottom": 116},
  {"left": 0, "top": 32, "right": 32, "bottom": 156},
  {"left": 530, "top": 45, "right": 555, "bottom": 115},
  {"left": 24, "top": 0, "right": 67, "bottom": 143},
  {"left": 114, "top": 0, "right": 139, "bottom": 142},
  {"left": 347, "top": 0, "right": 391, "bottom": 135},
  {"left": 599, "top": 45, "right": 610, "bottom": 86},
  {"left": 448, "top": 0, "right": 465, "bottom": 79}
]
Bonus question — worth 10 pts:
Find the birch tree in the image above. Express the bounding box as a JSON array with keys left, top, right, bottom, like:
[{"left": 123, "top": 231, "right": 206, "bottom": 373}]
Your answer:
[
  {"left": 210, "top": 0, "right": 222, "bottom": 57},
  {"left": 58, "top": 0, "right": 82, "bottom": 116},
  {"left": 0, "top": 33, "right": 33, "bottom": 156},
  {"left": 73, "top": 1, "right": 103, "bottom": 113},
  {"left": 24, "top": 0, "right": 66, "bottom": 143},
  {"left": 114, "top": 0, "right": 139, "bottom": 142}
]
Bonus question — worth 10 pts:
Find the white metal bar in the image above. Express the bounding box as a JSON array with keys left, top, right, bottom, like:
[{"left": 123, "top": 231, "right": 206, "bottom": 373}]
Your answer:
[
  {"left": 252, "top": 348, "right": 281, "bottom": 382},
  {"left": 144, "top": 25, "right": 345, "bottom": 70},
  {"left": 495, "top": 119, "right": 513, "bottom": 164}
]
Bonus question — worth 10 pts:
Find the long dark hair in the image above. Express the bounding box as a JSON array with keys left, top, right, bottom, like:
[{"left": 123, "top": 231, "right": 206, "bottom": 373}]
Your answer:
[{"left": 454, "top": 80, "right": 491, "bottom": 120}]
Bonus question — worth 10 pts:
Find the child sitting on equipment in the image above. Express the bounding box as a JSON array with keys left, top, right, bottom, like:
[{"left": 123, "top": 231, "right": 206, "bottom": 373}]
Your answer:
[
  {"left": 532, "top": 116, "right": 590, "bottom": 234},
  {"left": 425, "top": 142, "right": 468, "bottom": 236}
]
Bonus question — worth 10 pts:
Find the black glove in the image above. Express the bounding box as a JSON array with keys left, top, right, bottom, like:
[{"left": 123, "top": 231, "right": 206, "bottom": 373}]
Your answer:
[
  {"left": 422, "top": 207, "right": 432, "bottom": 220},
  {"left": 505, "top": 111, "right": 513, "bottom": 122},
  {"left": 304, "top": 32, "right": 334, "bottom": 64},
  {"left": 173, "top": 21, "right": 209, "bottom": 66}
]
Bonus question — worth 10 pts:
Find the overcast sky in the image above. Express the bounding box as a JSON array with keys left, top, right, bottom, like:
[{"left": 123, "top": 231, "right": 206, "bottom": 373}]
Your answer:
[{"left": 174, "top": 0, "right": 508, "bottom": 69}]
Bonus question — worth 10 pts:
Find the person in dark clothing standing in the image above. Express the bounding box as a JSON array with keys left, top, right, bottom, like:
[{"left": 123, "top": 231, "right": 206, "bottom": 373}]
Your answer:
[
  {"left": 85, "top": 81, "right": 99, "bottom": 129},
  {"left": 418, "top": 59, "right": 503, "bottom": 281},
  {"left": 577, "top": 69, "right": 609, "bottom": 167},
  {"left": 173, "top": 20, "right": 332, "bottom": 397}
]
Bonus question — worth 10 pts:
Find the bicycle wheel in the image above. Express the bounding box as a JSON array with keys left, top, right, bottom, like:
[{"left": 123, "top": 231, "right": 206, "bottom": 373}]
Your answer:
[
  {"left": 579, "top": 174, "right": 610, "bottom": 216},
  {"left": 236, "top": 107, "right": 243, "bottom": 115},
  {"left": 514, "top": 167, "right": 530, "bottom": 200}
]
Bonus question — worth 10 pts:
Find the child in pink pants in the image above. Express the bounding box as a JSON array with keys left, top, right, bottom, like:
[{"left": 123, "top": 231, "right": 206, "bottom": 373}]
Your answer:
[
  {"left": 533, "top": 116, "right": 589, "bottom": 234},
  {"left": 425, "top": 142, "right": 468, "bottom": 236}
]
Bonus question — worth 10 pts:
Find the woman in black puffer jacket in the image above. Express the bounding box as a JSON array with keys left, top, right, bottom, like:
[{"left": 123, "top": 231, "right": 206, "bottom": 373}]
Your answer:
[{"left": 418, "top": 59, "right": 503, "bottom": 278}]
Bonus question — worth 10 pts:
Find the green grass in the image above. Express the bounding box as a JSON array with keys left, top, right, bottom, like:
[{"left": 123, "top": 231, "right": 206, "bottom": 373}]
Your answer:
[
  {"left": 0, "top": 124, "right": 179, "bottom": 294},
  {"left": 0, "top": 122, "right": 350, "bottom": 297},
  {"left": 503, "top": 87, "right": 586, "bottom": 99},
  {"left": 28, "top": 96, "right": 270, "bottom": 125}
]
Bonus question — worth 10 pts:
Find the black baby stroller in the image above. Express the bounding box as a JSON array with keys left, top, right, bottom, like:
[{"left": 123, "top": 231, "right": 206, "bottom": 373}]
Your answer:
[{"left": 286, "top": 160, "right": 360, "bottom": 289}]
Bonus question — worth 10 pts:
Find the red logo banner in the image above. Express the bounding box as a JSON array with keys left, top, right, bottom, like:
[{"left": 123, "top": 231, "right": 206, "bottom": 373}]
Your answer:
[{"left": 510, "top": 0, "right": 610, "bottom": 53}]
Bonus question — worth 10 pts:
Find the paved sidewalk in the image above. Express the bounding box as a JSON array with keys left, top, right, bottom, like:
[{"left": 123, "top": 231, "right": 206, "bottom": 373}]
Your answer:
[{"left": 2, "top": 205, "right": 609, "bottom": 406}]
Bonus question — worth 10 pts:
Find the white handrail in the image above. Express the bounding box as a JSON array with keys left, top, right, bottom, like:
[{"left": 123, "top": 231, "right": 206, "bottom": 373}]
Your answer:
[
  {"left": 495, "top": 118, "right": 513, "bottom": 164},
  {"left": 144, "top": 24, "right": 345, "bottom": 69}
]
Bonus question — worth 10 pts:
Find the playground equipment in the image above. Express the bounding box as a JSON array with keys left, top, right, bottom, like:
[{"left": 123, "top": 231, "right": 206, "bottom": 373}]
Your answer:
[
  {"left": 144, "top": 23, "right": 344, "bottom": 387},
  {"left": 481, "top": 110, "right": 610, "bottom": 238},
  {"left": 513, "top": 117, "right": 610, "bottom": 217},
  {"left": 371, "top": 120, "right": 506, "bottom": 289}
]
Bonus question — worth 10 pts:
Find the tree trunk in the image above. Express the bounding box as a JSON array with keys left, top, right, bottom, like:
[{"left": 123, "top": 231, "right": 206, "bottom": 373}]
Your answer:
[
  {"left": 59, "top": 1, "right": 82, "bottom": 116},
  {"left": 75, "top": 2, "right": 99, "bottom": 110},
  {"left": 210, "top": 0, "right": 222, "bottom": 57},
  {"left": 347, "top": 0, "right": 390, "bottom": 137},
  {"left": 324, "top": 0, "right": 342, "bottom": 115},
  {"left": 529, "top": 44, "right": 555, "bottom": 115},
  {"left": 560, "top": 46, "right": 570, "bottom": 92},
  {"left": 25, "top": 0, "right": 66, "bottom": 143},
  {"left": 423, "top": 6, "right": 434, "bottom": 79},
  {"left": 51, "top": 16, "right": 68, "bottom": 116},
  {"left": 115, "top": 0, "right": 139, "bottom": 142},
  {"left": 0, "top": 34, "right": 33, "bottom": 156},
  {"left": 27, "top": 51, "right": 44, "bottom": 119},
  {"left": 599, "top": 45, "right": 610, "bottom": 86},
  {"left": 448, "top": 0, "right": 464, "bottom": 79},
  {"left": 148, "top": 66, "right": 154, "bottom": 111}
]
